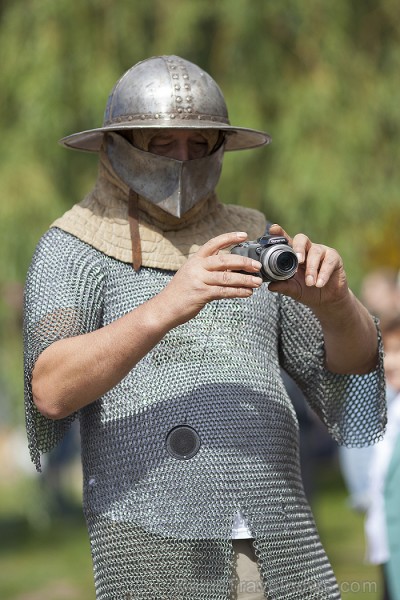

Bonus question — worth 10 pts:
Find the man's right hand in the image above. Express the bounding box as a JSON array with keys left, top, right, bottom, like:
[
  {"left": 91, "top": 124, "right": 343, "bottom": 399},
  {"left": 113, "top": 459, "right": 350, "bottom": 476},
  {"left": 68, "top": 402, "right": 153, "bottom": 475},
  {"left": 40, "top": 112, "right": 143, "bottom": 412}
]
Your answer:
[{"left": 156, "top": 231, "right": 262, "bottom": 327}]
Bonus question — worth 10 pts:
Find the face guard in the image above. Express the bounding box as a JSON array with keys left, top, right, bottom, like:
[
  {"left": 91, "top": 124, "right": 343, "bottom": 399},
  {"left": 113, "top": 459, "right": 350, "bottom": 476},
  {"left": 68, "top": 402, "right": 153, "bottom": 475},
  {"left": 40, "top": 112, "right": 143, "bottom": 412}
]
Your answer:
[{"left": 105, "top": 132, "right": 224, "bottom": 218}]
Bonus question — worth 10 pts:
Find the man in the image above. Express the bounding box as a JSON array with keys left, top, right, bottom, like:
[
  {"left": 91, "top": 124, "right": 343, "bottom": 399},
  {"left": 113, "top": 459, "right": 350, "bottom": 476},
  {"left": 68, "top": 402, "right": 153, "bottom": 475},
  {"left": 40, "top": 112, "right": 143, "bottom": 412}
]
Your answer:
[{"left": 24, "top": 55, "right": 386, "bottom": 599}]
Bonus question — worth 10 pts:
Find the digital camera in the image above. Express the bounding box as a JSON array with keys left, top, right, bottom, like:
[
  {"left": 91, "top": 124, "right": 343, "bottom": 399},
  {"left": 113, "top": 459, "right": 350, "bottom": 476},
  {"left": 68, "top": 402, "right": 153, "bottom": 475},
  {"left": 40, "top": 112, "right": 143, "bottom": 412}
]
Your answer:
[{"left": 230, "top": 234, "right": 298, "bottom": 283}]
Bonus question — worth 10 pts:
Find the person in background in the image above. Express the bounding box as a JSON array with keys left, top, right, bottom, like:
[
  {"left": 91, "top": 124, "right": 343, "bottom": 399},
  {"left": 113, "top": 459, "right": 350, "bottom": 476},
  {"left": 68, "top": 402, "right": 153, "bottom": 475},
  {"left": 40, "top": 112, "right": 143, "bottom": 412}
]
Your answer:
[
  {"left": 365, "top": 316, "right": 400, "bottom": 600},
  {"left": 361, "top": 268, "right": 400, "bottom": 323},
  {"left": 23, "top": 55, "right": 386, "bottom": 600},
  {"left": 338, "top": 268, "right": 400, "bottom": 512}
]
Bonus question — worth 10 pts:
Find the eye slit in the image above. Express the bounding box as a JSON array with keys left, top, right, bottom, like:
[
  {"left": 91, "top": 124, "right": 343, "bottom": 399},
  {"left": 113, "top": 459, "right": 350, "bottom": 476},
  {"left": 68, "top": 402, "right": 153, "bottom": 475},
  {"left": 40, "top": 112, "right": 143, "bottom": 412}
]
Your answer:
[
  {"left": 148, "top": 141, "right": 173, "bottom": 155},
  {"left": 189, "top": 135, "right": 207, "bottom": 143},
  {"left": 189, "top": 140, "right": 209, "bottom": 157},
  {"left": 150, "top": 139, "right": 172, "bottom": 147}
]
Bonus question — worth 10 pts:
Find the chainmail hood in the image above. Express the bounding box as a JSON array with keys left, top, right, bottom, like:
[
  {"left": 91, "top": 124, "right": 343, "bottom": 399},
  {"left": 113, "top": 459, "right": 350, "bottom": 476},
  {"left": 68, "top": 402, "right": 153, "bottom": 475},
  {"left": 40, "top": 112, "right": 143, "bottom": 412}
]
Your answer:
[{"left": 51, "top": 149, "right": 266, "bottom": 271}]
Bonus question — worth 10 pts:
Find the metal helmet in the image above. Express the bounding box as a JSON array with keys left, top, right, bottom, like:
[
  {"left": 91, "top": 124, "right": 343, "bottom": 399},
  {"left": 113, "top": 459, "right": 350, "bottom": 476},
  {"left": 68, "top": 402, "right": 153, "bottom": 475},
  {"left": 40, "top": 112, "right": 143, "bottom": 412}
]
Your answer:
[{"left": 59, "top": 55, "right": 271, "bottom": 152}]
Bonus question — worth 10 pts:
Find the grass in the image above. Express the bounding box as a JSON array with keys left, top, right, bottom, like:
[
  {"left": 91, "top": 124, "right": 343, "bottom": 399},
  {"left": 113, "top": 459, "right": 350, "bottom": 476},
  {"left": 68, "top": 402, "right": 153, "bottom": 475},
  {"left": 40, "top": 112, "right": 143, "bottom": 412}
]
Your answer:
[
  {"left": 0, "top": 517, "right": 94, "bottom": 599},
  {"left": 0, "top": 460, "right": 381, "bottom": 599},
  {"left": 0, "top": 473, "right": 95, "bottom": 600}
]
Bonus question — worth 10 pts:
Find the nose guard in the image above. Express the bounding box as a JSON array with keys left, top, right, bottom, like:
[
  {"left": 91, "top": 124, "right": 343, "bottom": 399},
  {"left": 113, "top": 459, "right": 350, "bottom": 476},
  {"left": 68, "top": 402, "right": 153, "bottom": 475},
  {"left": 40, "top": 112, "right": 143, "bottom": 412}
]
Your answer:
[{"left": 105, "top": 132, "right": 224, "bottom": 218}]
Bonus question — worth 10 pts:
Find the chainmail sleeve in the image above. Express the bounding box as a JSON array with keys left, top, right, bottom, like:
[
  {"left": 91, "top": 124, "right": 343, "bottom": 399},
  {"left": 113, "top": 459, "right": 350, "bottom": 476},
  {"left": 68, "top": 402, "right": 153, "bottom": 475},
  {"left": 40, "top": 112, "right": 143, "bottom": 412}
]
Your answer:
[
  {"left": 278, "top": 293, "right": 386, "bottom": 447},
  {"left": 23, "top": 228, "right": 105, "bottom": 471}
]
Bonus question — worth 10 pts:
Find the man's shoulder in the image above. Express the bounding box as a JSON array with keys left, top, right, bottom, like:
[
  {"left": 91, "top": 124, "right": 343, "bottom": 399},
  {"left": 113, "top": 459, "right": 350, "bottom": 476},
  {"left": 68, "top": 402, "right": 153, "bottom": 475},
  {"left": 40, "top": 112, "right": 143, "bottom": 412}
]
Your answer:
[
  {"left": 220, "top": 202, "right": 265, "bottom": 219},
  {"left": 33, "top": 225, "right": 102, "bottom": 266},
  {"left": 217, "top": 203, "right": 267, "bottom": 238}
]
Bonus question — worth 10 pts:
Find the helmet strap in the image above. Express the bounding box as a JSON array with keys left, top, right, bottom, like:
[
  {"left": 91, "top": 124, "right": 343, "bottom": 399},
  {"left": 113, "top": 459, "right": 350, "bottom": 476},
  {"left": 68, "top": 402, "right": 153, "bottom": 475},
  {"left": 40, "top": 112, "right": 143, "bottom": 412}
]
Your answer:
[{"left": 128, "top": 189, "right": 142, "bottom": 272}]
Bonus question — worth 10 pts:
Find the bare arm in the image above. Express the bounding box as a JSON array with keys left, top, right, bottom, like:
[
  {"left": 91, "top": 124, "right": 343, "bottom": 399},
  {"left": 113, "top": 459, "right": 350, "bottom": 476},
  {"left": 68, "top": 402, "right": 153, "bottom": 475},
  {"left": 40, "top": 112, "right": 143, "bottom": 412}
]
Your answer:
[
  {"left": 268, "top": 224, "right": 378, "bottom": 375},
  {"left": 32, "top": 231, "right": 262, "bottom": 419}
]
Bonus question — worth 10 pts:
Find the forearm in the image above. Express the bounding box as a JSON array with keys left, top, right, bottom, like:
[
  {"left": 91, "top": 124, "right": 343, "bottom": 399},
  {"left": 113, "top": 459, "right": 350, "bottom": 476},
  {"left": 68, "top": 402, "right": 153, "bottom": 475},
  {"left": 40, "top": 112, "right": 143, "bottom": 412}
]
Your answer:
[
  {"left": 312, "top": 290, "right": 379, "bottom": 375},
  {"left": 32, "top": 293, "right": 177, "bottom": 419}
]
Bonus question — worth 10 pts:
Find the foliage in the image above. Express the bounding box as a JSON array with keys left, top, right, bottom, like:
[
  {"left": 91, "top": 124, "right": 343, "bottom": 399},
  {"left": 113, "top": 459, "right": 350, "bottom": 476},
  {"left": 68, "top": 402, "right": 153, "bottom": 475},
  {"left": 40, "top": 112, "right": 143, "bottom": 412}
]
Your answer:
[{"left": 1, "top": 0, "right": 399, "bottom": 423}]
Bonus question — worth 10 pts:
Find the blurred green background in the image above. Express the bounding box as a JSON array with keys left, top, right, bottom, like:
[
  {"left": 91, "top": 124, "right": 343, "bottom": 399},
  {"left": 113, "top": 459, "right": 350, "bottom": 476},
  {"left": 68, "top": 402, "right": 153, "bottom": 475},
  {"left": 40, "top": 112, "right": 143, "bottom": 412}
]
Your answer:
[{"left": 0, "top": 0, "right": 399, "bottom": 598}]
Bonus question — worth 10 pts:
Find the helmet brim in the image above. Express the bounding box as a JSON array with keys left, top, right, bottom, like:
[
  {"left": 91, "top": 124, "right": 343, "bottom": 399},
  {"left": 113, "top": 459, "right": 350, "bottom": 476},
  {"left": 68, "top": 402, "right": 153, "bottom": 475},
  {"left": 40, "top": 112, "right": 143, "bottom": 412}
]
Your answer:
[{"left": 58, "top": 121, "right": 271, "bottom": 153}]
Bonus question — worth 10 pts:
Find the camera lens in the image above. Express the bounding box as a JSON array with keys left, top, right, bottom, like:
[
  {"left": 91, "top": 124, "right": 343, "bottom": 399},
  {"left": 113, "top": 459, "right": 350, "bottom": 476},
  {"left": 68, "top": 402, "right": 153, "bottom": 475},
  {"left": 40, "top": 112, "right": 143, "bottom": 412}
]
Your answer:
[
  {"left": 276, "top": 251, "right": 297, "bottom": 273},
  {"left": 261, "top": 245, "right": 298, "bottom": 281}
]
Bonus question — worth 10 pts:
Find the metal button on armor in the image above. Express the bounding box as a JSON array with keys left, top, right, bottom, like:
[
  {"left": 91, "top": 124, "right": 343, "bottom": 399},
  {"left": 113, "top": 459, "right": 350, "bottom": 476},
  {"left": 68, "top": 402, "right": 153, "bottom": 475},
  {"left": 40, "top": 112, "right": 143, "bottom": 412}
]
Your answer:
[{"left": 165, "top": 425, "right": 201, "bottom": 460}]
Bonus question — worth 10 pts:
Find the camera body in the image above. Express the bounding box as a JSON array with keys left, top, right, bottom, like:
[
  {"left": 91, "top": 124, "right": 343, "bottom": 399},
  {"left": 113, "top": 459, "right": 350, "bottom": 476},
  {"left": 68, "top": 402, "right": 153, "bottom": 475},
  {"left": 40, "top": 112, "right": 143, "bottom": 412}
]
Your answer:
[{"left": 230, "top": 235, "right": 298, "bottom": 283}]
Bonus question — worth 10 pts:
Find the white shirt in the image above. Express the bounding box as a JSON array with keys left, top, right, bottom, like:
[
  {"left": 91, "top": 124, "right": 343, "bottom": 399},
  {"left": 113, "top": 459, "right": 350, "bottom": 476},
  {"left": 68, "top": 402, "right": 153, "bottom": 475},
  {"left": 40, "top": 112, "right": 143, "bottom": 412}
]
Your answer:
[
  {"left": 231, "top": 511, "right": 253, "bottom": 539},
  {"left": 365, "top": 388, "right": 400, "bottom": 564}
]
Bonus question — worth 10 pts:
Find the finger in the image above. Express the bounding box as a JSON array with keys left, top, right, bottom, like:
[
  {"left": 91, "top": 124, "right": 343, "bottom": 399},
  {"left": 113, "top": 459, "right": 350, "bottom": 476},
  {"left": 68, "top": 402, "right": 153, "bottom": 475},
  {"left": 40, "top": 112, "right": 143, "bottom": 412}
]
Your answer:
[
  {"left": 205, "top": 253, "right": 262, "bottom": 273},
  {"left": 291, "top": 233, "right": 312, "bottom": 264},
  {"left": 213, "top": 285, "right": 255, "bottom": 300},
  {"left": 313, "top": 248, "right": 342, "bottom": 288},
  {"left": 196, "top": 232, "right": 248, "bottom": 258},
  {"left": 206, "top": 269, "right": 262, "bottom": 289},
  {"left": 268, "top": 223, "right": 293, "bottom": 246},
  {"left": 303, "top": 244, "right": 327, "bottom": 286}
]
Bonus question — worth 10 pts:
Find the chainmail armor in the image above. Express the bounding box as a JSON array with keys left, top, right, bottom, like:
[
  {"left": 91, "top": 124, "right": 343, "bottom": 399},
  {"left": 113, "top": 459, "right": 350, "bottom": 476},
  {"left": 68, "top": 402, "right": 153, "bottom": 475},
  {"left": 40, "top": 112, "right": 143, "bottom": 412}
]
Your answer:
[{"left": 24, "top": 228, "right": 386, "bottom": 599}]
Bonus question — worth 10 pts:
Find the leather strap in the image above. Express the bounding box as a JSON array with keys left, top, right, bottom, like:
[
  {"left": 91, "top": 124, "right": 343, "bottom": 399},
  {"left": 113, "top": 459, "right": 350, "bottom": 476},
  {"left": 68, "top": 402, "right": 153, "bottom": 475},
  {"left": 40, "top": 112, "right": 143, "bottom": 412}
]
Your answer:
[{"left": 128, "top": 189, "right": 142, "bottom": 271}]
